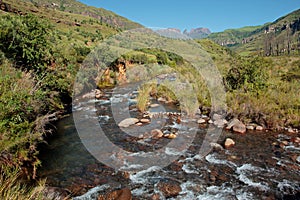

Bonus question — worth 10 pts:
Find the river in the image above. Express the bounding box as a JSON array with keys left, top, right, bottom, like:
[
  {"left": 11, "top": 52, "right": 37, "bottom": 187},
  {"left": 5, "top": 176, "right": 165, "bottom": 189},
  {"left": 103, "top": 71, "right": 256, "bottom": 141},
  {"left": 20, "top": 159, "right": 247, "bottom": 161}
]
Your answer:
[{"left": 39, "top": 86, "right": 300, "bottom": 200}]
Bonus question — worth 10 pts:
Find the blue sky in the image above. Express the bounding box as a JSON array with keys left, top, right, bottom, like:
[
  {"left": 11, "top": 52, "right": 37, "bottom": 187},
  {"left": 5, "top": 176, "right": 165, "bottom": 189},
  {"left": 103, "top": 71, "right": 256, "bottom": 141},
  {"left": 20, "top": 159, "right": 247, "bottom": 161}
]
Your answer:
[{"left": 79, "top": 0, "right": 300, "bottom": 32}]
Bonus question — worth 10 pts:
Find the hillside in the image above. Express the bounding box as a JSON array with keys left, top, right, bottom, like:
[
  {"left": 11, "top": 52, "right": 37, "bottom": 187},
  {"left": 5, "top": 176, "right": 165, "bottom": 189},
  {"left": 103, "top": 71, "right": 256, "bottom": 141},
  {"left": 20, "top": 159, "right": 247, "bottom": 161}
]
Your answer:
[
  {"left": 208, "top": 9, "right": 300, "bottom": 56},
  {"left": 23, "top": 0, "right": 142, "bottom": 30},
  {"left": 207, "top": 25, "right": 264, "bottom": 46},
  {"left": 1, "top": 0, "right": 142, "bottom": 46}
]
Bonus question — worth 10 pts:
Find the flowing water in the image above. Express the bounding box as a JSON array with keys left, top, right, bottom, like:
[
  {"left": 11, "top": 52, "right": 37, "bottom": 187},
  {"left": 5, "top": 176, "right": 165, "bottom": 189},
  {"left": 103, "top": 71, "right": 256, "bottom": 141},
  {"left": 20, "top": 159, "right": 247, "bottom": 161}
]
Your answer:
[{"left": 39, "top": 86, "right": 300, "bottom": 199}]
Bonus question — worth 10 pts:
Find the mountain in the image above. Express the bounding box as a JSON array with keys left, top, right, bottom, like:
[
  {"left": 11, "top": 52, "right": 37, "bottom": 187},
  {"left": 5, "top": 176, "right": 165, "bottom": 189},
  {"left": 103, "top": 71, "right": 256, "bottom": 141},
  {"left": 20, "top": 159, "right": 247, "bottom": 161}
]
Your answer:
[
  {"left": 207, "top": 25, "right": 264, "bottom": 46},
  {"left": 183, "top": 27, "right": 211, "bottom": 39},
  {"left": 207, "top": 9, "right": 300, "bottom": 56}
]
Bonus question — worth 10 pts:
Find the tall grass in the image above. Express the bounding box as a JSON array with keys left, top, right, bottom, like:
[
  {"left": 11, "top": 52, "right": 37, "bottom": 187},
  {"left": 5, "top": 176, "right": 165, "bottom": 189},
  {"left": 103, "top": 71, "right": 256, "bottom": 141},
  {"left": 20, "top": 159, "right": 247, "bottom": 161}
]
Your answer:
[{"left": 0, "top": 166, "right": 45, "bottom": 200}]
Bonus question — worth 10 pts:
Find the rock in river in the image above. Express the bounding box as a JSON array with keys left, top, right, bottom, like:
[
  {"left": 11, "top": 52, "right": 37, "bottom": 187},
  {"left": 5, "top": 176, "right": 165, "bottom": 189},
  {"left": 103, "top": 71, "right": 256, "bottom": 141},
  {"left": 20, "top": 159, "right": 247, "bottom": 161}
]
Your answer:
[
  {"left": 118, "top": 118, "right": 139, "bottom": 128},
  {"left": 98, "top": 187, "right": 132, "bottom": 200},
  {"left": 151, "top": 129, "right": 164, "bottom": 139},
  {"left": 157, "top": 181, "right": 182, "bottom": 198},
  {"left": 226, "top": 118, "right": 246, "bottom": 134},
  {"left": 224, "top": 138, "right": 235, "bottom": 149}
]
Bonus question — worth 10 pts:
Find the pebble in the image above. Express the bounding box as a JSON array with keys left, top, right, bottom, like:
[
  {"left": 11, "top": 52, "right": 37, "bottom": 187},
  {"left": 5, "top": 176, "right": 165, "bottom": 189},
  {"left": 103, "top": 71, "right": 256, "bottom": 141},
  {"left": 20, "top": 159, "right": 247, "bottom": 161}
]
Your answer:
[
  {"left": 197, "top": 118, "right": 206, "bottom": 124},
  {"left": 297, "top": 156, "right": 300, "bottom": 163},
  {"left": 140, "top": 118, "right": 150, "bottom": 123},
  {"left": 150, "top": 104, "right": 160, "bottom": 108},
  {"left": 224, "top": 138, "right": 235, "bottom": 149},
  {"left": 151, "top": 129, "right": 164, "bottom": 139}
]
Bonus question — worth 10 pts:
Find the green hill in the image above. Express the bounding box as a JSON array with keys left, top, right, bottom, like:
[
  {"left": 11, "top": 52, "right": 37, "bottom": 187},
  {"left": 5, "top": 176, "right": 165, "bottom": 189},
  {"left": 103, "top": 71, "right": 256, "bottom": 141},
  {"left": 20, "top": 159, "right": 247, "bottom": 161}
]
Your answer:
[{"left": 208, "top": 9, "right": 300, "bottom": 56}]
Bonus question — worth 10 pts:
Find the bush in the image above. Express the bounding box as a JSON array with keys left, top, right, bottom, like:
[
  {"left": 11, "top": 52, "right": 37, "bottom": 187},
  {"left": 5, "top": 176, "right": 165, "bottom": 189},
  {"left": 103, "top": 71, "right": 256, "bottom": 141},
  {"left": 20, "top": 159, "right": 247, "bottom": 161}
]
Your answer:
[
  {"left": 225, "top": 56, "right": 270, "bottom": 91},
  {"left": 0, "top": 14, "right": 54, "bottom": 75}
]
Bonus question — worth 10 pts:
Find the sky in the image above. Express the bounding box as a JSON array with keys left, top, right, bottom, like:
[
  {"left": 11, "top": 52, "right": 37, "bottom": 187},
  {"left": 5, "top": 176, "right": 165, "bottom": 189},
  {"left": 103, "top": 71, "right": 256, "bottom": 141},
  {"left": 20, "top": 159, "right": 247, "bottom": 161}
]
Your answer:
[{"left": 79, "top": 0, "right": 300, "bottom": 32}]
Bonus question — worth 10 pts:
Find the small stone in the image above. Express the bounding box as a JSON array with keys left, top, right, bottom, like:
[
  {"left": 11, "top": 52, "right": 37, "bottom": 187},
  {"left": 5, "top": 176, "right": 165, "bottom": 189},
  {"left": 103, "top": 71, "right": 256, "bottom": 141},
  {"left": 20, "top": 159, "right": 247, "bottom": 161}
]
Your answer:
[
  {"left": 138, "top": 134, "right": 144, "bottom": 139},
  {"left": 296, "top": 156, "right": 300, "bottom": 163},
  {"left": 210, "top": 143, "right": 224, "bottom": 151},
  {"left": 208, "top": 119, "right": 213, "bottom": 124},
  {"left": 150, "top": 104, "right": 160, "bottom": 108},
  {"left": 167, "top": 133, "right": 177, "bottom": 139},
  {"left": 157, "top": 181, "right": 182, "bottom": 198},
  {"left": 256, "top": 126, "right": 264, "bottom": 131},
  {"left": 213, "top": 119, "right": 227, "bottom": 127},
  {"left": 224, "top": 138, "right": 235, "bottom": 149},
  {"left": 226, "top": 118, "right": 240, "bottom": 130},
  {"left": 151, "top": 129, "right": 164, "bottom": 139},
  {"left": 212, "top": 113, "right": 223, "bottom": 121},
  {"left": 98, "top": 187, "right": 132, "bottom": 200},
  {"left": 233, "top": 123, "right": 246, "bottom": 134},
  {"left": 291, "top": 137, "right": 300, "bottom": 144},
  {"left": 158, "top": 97, "right": 167, "bottom": 102},
  {"left": 151, "top": 193, "right": 161, "bottom": 200},
  {"left": 230, "top": 155, "right": 238, "bottom": 160},
  {"left": 288, "top": 128, "right": 295, "bottom": 133},
  {"left": 136, "top": 122, "right": 143, "bottom": 126},
  {"left": 246, "top": 125, "right": 255, "bottom": 130},
  {"left": 140, "top": 118, "right": 150, "bottom": 123},
  {"left": 197, "top": 118, "right": 206, "bottom": 124},
  {"left": 118, "top": 118, "right": 139, "bottom": 128}
]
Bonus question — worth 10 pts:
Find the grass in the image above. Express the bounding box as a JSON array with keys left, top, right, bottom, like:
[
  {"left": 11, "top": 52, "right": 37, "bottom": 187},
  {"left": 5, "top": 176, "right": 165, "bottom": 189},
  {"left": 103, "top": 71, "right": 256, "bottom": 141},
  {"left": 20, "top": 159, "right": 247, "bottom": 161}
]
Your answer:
[{"left": 0, "top": 166, "right": 46, "bottom": 200}]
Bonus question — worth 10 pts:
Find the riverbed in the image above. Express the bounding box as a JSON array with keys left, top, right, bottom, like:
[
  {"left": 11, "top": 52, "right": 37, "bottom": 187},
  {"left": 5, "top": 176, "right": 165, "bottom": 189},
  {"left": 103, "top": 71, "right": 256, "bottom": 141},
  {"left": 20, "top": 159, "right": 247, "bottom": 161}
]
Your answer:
[{"left": 39, "top": 86, "right": 300, "bottom": 199}]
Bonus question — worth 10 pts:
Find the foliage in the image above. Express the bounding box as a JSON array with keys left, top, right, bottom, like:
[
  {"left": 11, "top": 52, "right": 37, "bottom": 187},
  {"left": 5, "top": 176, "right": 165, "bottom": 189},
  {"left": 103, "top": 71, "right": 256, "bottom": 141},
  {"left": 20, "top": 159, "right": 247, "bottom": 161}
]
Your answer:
[
  {"left": 281, "top": 60, "right": 300, "bottom": 81},
  {"left": 0, "top": 14, "right": 53, "bottom": 75},
  {"left": 225, "top": 56, "right": 270, "bottom": 91},
  {"left": 0, "top": 59, "right": 45, "bottom": 179},
  {"left": 0, "top": 165, "right": 45, "bottom": 200}
]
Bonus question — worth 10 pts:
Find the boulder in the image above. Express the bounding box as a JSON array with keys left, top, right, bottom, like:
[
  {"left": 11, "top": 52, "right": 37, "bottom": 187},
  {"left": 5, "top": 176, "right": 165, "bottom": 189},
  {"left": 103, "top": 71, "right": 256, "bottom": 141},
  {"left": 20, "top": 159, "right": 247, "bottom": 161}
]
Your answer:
[
  {"left": 157, "top": 181, "right": 182, "bottom": 198},
  {"left": 118, "top": 118, "right": 139, "bottom": 128},
  {"left": 224, "top": 138, "right": 235, "bottom": 149}
]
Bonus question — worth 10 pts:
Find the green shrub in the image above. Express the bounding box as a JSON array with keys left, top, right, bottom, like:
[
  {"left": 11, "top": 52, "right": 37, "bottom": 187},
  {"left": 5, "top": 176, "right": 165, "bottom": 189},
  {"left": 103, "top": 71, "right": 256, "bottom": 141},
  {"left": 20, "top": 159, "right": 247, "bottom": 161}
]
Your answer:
[
  {"left": 0, "top": 14, "right": 54, "bottom": 75},
  {"left": 225, "top": 56, "right": 270, "bottom": 91}
]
